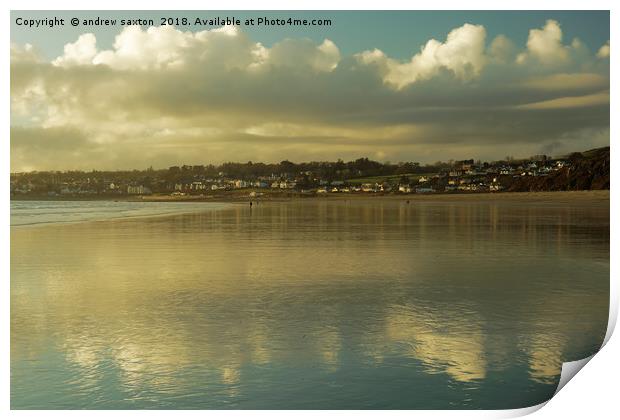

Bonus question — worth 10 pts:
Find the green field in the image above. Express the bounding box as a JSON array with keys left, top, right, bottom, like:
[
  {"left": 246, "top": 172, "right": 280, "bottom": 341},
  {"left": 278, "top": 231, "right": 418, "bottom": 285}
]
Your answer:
[{"left": 346, "top": 173, "right": 435, "bottom": 185}]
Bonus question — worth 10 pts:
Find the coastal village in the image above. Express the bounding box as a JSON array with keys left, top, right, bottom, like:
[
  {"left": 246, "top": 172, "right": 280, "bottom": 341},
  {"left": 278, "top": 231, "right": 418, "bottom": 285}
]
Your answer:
[{"left": 10, "top": 148, "right": 609, "bottom": 199}]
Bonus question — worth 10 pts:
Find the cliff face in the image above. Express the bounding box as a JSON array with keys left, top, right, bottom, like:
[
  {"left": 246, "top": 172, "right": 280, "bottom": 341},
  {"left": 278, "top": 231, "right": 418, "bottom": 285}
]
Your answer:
[{"left": 507, "top": 147, "right": 610, "bottom": 192}]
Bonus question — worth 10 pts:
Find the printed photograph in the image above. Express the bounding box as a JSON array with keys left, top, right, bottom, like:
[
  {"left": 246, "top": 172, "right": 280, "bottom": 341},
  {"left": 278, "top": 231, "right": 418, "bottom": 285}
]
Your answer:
[{"left": 10, "top": 10, "right": 610, "bottom": 410}]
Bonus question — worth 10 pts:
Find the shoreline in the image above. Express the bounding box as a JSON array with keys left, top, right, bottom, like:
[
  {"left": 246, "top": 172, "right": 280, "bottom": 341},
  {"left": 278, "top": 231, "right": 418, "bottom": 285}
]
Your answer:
[
  {"left": 11, "top": 189, "right": 610, "bottom": 204},
  {"left": 10, "top": 201, "right": 235, "bottom": 229},
  {"left": 11, "top": 191, "right": 609, "bottom": 229}
]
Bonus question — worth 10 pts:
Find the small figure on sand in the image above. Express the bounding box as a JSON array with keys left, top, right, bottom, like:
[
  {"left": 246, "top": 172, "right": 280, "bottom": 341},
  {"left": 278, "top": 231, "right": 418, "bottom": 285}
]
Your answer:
[{"left": 250, "top": 201, "right": 253, "bottom": 208}]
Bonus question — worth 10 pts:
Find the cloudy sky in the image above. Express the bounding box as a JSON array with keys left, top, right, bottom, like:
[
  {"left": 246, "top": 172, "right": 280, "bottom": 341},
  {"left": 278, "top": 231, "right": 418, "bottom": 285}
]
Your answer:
[{"left": 11, "top": 11, "right": 610, "bottom": 171}]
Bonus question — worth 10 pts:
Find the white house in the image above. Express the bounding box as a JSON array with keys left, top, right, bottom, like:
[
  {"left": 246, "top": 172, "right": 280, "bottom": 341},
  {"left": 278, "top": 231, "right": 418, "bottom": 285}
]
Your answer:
[
  {"left": 127, "top": 185, "right": 152, "bottom": 195},
  {"left": 415, "top": 186, "right": 434, "bottom": 193}
]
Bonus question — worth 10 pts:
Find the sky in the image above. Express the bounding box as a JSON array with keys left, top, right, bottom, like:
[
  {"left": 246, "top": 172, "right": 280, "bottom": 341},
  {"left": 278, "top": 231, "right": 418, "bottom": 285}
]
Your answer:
[{"left": 10, "top": 11, "right": 610, "bottom": 171}]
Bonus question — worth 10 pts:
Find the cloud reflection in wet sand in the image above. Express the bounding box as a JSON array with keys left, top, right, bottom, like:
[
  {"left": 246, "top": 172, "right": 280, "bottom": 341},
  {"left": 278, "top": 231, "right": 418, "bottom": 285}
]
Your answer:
[{"left": 11, "top": 197, "right": 609, "bottom": 408}]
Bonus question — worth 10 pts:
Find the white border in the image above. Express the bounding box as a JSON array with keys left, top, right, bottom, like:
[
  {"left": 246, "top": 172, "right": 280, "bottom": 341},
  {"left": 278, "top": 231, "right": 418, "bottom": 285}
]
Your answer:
[
  {"left": 1, "top": 1, "right": 619, "bottom": 10},
  {"left": 3, "top": 1, "right": 616, "bottom": 419}
]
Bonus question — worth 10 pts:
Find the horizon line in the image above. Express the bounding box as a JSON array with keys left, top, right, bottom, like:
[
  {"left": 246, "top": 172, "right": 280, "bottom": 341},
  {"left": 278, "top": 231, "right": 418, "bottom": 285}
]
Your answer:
[{"left": 10, "top": 145, "right": 608, "bottom": 174}]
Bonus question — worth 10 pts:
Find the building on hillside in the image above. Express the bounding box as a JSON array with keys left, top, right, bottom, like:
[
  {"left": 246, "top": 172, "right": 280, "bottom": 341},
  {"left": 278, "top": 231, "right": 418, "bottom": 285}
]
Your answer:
[
  {"left": 416, "top": 186, "right": 434, "bottom": 193},
  {"left": 127, "top": 185, "right": 152, "bottom": 195}
]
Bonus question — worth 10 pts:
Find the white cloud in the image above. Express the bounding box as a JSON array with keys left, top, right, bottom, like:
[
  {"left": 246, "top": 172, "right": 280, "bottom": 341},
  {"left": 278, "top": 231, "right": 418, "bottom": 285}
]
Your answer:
[
  {"left": 262, "top": 38, "right": 340, "bottom": 72},
  {"left": 52, "top": 25, "right": 340, "bottom": 73},
  {"left": 597, "top": 40, "right": 610, "bottom": 58},
  {"left": 52, "top": 33, "right": 98, "bottom": 66},
  {"left": 86, "top": 25, "right": 260, "bottom": 71},
  {"left": 517, "top": 20, "right": 570, "bottom": 66},
  {"left": 356, "top": 23, "right": 486, "bottom": 89},
  {"left": 93, "top": 25, "right": 191, "bottom": 69}
]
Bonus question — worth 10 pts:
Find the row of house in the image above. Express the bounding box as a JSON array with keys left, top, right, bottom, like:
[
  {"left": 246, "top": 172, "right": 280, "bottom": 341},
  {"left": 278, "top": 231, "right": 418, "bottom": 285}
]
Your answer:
[{"left": 10, "top": 156, "right": 570, "bottom": 197}]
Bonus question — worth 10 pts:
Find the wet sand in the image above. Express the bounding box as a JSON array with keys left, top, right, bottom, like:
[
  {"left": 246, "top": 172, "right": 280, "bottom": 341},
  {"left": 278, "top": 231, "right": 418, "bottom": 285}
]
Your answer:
[
  {"left": 11, "top": 190, "right": 609, "bottom": 409},
  {"left": 123, "top": 189, "right": 610, "bottom": 206}
]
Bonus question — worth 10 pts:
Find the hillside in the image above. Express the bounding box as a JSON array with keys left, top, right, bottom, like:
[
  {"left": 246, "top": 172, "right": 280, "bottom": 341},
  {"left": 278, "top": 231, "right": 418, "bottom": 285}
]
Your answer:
[{"left": 507, "top": 147, "right": 609, "bottom": 192}]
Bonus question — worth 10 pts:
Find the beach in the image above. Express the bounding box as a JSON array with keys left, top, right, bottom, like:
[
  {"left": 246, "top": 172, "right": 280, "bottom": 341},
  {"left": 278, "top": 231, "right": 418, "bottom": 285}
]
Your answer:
[
  {"left": 12, "top": 189, "right": 609, "bottom": 205},
  {"left": 11, "top": 190, "right": 609, "bottom": 409}
]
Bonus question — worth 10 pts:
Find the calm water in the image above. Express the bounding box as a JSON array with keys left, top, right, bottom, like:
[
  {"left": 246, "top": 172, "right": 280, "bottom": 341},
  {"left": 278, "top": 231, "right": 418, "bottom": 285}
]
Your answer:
[
  {"left": 10, "top": 200, "right": 227, "bottom": 226},
  {"left": 11, "top": 196, "right": 609, "bottom": 409}
]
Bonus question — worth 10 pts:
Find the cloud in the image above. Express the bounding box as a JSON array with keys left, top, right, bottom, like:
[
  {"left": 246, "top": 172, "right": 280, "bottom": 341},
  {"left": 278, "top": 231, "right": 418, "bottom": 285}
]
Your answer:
[
  {"left": 10, "top": 42, "right": 41, "bottom": 63},
  {"left": 521, "top": 73, "right": 608, "bottom": 92},
  {"left": 266, "top": 38, "right": 340, "bottom": 72},
  {"left": 51, "top": 24, "right": 340, "bottom": 73},
  {"left": 356, "top": 23, "right": 486, "bottom": 89},
  {"left": 11, "top": 126, "right": 92, "bottom": 171},
  {"left": 488, "top": 34, "right": 517, "bottom": 64},
  {"left": 516, "top": 91, "right": 610, "bottom": 110},
  {"left": 94, "top": 25, "right": 262, "bottom": 71},
  {"left": 52, "top": 33, "right": 98, "bottom": 66},
  {"left": 597, "top": 40, "right": 610, "bottom": 58},
  {"left": 10, "top": 21, "right": 610, "bottom": 171},
  {"left": 538, "top": 127, "right": 610, "bottom": 157},
  {"left": 517, "top": 19, "right": 570, "bottom": 65}
]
